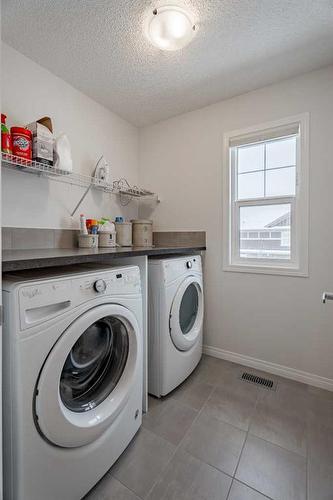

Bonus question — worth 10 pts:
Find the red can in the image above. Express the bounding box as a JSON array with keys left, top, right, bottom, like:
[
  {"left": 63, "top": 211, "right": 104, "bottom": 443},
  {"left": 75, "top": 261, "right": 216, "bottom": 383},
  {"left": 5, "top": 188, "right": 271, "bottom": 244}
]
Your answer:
[{"left": 11, "top": 127, "right": 32, "bottom": 160}]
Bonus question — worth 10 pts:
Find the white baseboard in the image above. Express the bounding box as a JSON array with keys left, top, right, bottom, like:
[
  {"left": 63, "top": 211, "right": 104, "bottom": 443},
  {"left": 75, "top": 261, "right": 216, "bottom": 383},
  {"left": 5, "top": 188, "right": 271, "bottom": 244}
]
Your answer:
[{"left": 203, "top": 345, "right": 333, "bottom": 392}]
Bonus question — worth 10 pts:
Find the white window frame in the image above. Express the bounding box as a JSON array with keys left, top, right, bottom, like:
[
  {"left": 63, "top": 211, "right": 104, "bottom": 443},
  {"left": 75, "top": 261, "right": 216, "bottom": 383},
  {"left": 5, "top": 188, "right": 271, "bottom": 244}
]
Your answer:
[{"left": 222, "top": 113, "right": 309, "bottom": 277}]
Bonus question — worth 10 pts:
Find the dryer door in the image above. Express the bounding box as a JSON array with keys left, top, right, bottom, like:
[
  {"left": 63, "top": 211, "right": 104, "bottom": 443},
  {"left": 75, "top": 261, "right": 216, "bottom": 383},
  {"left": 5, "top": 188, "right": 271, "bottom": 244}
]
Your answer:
[
  {"left": 35, "top": 303, "right": 141, "bottom": 448},
  {"left": 169, "top": 276, "right": 204, "bottom": 351}
]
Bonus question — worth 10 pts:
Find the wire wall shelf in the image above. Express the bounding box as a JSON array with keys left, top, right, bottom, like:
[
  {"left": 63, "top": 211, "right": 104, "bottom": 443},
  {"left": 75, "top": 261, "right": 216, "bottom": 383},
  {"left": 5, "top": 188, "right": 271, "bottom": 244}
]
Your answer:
[{"left": 1, "top": 152, "right": 159, "bottom": 202}]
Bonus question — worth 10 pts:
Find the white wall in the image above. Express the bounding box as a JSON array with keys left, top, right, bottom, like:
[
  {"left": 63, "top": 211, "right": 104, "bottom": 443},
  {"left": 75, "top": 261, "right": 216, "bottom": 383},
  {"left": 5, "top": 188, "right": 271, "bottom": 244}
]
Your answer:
[
  {"left": 139, "top": 65, "right": 333, "bottom": 383},
  {"left": 1, "top": 43, "right": 139, "bottom": 229}
]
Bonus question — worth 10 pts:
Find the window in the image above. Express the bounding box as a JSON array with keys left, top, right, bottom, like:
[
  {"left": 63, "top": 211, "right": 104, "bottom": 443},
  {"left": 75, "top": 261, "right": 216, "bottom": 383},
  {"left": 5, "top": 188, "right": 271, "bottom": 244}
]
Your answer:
[{"left": 223, "top": 114, "right": 309, "bottom": 276}]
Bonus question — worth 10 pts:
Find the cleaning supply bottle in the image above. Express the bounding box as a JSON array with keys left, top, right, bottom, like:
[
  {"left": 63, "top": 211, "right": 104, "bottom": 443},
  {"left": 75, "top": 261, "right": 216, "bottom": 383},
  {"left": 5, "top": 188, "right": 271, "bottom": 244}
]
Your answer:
[
  {"left": 1, "top": 114, "right": 12, "bottom": 154},
  {"left": 80, "top": 214, "right": 88, "bottom": 235}
]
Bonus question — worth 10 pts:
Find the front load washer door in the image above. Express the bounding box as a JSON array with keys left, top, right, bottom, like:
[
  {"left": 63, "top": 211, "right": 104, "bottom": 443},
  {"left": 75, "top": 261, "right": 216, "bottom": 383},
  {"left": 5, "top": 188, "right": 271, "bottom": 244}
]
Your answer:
[
  {"left": 35, "top": 303, "right": 141, "bottom": 448},
  {"left": 169, "top": 276, "right": 203, "bottom": 351}
]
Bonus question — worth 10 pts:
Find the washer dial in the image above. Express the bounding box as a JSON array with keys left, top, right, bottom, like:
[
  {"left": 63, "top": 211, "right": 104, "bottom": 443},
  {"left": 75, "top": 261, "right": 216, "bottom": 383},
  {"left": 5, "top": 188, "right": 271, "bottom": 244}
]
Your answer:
[{"left": 94, "top": 279, "right": 107, "bottom": 293}]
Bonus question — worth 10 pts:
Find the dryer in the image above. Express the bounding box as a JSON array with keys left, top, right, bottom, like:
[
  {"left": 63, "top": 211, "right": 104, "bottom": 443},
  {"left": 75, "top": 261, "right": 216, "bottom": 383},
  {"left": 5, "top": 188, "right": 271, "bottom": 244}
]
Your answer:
[
  {"left": 148, "top": 255, "right": 204, "bottom": 397},
  {"left": 2, "top": 264, "right": 143, "bottom": 500}
]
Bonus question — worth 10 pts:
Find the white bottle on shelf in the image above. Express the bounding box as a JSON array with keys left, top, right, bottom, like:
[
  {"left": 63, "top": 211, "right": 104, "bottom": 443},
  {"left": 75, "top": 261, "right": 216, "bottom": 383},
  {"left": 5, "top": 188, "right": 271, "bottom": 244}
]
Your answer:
[{"left": 80, "top": 214, "right": 88, "bottom": 235}]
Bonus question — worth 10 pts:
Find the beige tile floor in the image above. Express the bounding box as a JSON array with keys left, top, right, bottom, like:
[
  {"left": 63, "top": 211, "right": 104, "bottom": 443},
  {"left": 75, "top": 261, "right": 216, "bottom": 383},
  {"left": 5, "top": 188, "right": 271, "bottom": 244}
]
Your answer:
[{"left": 85, "top": 355, "right": 333, "bottom": 500}]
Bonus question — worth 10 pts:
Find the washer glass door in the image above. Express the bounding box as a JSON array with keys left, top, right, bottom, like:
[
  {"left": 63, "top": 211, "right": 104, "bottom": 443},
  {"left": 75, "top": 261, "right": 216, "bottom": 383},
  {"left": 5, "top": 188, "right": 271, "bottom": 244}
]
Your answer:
[
  {"left": 60, "top": 316, "right": 129, "bottom": 413},
  {"left": 35, "top": 303, "right": 141, "bottom": 448},
  {"left": 169, "top": 277, "right": 203, "bottom": 351}
]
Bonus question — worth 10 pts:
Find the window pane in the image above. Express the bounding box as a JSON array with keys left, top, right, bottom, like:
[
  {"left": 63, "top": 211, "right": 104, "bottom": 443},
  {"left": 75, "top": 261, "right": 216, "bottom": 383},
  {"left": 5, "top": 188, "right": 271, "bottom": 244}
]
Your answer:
[
  {"left": 266, "top": 137, "right": 296, "bottom": 169},
  {"left": 238, "top": 171, "right": 264, "bottom": 200},
  {"left": 266, "top": 166, "right": 296, "bottom": 197},
  {"left": 239, "top": 204, "right": 291, "bottom": 260},
  {"left": 238, "top": 143, "right": 264, "bottom": 173}
]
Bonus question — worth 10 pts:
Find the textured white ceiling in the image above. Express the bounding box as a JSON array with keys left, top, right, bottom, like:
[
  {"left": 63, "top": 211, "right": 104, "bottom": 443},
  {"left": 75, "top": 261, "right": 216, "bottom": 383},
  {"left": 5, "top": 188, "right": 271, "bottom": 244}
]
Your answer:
[{"left": 2, "top": 0, "right": 333, "bottom": 126}]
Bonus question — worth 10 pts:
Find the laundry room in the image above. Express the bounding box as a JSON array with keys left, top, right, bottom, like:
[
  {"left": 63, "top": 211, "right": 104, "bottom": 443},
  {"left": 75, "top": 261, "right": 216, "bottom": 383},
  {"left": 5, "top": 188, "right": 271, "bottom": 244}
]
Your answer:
[{"left": 0, "top": 2, "right": 333, "bottom": 500}]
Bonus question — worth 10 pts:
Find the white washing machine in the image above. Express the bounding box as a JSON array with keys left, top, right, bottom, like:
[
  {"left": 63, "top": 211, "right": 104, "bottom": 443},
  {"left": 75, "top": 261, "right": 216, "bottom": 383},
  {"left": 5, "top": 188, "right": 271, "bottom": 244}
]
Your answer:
[
  {"left": 148, "top": 255, "right": 204, "bottom": 397},
  {"left": 2, "top": 264, "right": 143, "bottom": 500}
]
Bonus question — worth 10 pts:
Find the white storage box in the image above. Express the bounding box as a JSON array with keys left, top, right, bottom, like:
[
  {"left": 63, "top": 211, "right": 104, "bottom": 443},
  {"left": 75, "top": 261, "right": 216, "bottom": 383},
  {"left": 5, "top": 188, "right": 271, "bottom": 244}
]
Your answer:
[{"left": 26, "top": 116, "right": 54, "bottom": 166}]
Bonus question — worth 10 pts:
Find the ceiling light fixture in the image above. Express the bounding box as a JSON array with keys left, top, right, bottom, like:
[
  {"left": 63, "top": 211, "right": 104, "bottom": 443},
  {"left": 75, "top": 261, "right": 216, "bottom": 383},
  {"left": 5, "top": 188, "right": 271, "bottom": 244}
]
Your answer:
[{"left": 145, "top": 5, "right": 197, "bottom": 51}]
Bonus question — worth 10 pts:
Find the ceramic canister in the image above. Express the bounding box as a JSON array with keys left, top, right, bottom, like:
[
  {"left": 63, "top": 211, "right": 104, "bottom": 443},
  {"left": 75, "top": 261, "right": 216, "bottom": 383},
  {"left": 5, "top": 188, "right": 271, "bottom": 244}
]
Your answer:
[
  {"left": 115, "top": 222, "right": 132, "bottom": 246},
  {"left": 131, "top": 219, "right": 153, "bottom": 247}
]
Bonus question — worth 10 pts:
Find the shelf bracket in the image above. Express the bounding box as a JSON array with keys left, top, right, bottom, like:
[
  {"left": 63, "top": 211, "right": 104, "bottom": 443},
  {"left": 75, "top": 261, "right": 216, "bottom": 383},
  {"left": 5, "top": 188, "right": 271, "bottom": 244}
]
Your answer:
[
  {"left": 70, "top": 183, "right": 92, "bottom": 217},
  {"left": 70, "top": 155, "right": 108, "bottom": 217}
]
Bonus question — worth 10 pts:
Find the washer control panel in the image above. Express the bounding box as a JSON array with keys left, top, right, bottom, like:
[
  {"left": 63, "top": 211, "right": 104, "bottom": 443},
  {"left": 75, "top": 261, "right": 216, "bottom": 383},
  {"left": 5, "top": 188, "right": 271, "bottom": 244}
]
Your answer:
[
  {"left": 17, "top": 266, "right": 141, "bottom": 331},
  {"left": 78, "top": 267, "right": 141, "bottom": 296},
  {"left": 79, "top": 268, "right": 141, "bottom": 295}
]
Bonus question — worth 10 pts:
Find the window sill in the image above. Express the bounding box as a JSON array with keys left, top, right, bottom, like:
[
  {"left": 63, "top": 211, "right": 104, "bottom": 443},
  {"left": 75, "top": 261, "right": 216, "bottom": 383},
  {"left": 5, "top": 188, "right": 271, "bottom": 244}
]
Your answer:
[{"left": 223, "top": 263, "right": 309, "bottom": 277}]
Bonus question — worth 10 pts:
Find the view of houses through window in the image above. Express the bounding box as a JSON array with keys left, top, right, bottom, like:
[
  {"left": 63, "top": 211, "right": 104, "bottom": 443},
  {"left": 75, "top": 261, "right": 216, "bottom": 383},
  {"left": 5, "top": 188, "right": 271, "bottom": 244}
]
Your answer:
[{"left": 240, "top": 208, "right": 291, "bottom": 259}]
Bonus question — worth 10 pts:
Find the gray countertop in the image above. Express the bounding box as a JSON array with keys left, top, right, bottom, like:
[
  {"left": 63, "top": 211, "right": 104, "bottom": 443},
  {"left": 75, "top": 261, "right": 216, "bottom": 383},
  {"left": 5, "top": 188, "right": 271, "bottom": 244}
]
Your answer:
[{"left": 2, "top": 245, "right": 206, "bottom": 272}]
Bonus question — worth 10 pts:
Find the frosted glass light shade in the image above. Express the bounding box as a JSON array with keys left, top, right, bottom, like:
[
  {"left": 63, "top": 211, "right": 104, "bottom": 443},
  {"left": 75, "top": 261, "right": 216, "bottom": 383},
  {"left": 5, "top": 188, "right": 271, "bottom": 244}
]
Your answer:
[{"left": 146, "top": 6, "right": 196, "bottom": 51}]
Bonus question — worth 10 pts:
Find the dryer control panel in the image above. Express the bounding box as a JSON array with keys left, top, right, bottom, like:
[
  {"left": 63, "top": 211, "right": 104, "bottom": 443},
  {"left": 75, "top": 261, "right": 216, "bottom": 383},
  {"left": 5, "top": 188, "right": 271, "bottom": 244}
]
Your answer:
[{"left": 162, "top": 255, "right": 202, "bottom": 284}]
